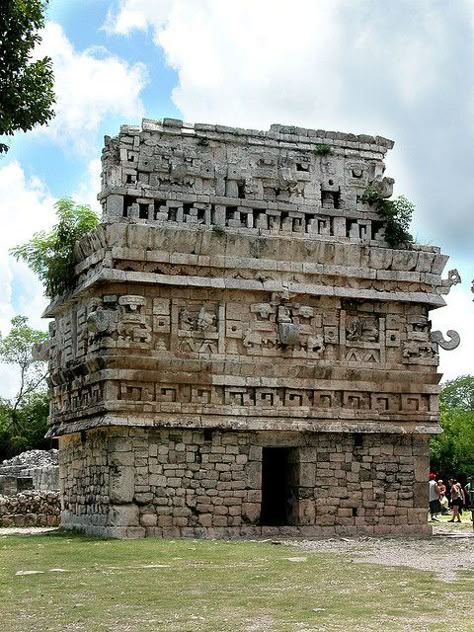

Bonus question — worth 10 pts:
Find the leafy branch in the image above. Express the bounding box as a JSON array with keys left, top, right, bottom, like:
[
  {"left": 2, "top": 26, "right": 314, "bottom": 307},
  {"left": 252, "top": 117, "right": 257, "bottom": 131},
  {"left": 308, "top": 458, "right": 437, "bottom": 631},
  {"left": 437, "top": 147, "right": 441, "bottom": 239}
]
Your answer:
[
  {"left": 0, "top": 0, "right": 55, "bottom": 153},
  {"left": 10, "top": 198, "right": 99, "bottom": 296}
]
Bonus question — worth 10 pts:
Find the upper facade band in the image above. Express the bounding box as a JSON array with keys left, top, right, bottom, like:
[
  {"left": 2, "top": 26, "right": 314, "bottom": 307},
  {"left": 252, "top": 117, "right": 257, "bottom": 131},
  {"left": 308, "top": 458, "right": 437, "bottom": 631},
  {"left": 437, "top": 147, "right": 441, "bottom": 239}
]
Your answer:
[{"left": 100, "top": 118, "right": 395, "bottom": 243}]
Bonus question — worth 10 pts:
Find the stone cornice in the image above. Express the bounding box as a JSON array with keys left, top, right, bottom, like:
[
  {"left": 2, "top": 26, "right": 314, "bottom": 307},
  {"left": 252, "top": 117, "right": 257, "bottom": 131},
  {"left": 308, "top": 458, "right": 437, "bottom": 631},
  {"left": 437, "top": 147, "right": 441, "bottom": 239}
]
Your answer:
[
  {"left": 44, "top": 223, "right": 453, "bottom": 316},
  {"left": 47, "top": 412, "right": 440, "bottom": 438}
]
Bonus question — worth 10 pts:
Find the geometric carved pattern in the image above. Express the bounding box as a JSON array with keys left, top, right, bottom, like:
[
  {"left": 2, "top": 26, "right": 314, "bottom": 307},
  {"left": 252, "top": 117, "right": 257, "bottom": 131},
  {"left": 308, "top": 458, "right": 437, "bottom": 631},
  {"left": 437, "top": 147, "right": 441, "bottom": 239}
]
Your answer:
[{"left": 110, "top": 382, "right": 432, "bottom": 414}]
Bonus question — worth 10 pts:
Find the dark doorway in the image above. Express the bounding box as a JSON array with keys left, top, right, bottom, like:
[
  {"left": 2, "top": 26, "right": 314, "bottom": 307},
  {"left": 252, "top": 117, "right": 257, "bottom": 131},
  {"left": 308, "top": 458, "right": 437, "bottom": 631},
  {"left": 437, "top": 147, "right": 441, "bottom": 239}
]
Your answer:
[{"left": 261, "top": 447, "right": 296, "bottom": 526}]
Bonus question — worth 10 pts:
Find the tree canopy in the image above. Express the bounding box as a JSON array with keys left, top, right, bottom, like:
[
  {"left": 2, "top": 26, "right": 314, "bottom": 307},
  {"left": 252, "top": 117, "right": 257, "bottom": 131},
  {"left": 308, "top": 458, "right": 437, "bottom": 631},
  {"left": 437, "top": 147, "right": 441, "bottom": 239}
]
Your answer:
[
  {"left": 431, "top": 375, "right": 474, "bottom": 481},
  {"left": 0, "top": 0, "right": 55, "bottom": 153},
  {"left": 0, "top": 315, "right": 50, "bottom": 460},
  {"left": 11, "top": 198, "right": 99, "bottom": 296},
  {"left": 439, "top": 374, "right": 474, "bottom": 411}
]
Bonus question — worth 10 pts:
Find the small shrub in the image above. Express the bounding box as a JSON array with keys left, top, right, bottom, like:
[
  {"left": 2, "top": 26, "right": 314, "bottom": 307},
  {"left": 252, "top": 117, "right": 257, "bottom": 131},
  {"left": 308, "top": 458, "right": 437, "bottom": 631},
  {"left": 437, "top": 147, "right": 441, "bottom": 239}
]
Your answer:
[
  {"left": 314, "top": 144, "right": 332, "bottom": 156},
  {"left": 211, "top": 224, "right": 226, "bottom": 236},
  {"left": 362, "top": 185, "right": 414, "bottom": 248}
]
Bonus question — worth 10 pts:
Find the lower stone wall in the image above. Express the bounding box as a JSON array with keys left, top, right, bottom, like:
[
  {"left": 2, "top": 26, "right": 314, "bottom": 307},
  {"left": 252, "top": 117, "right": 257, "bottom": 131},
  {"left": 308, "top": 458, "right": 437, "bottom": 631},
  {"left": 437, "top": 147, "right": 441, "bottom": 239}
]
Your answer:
[
  {"left": 59, "top": 427, "right": 431, "bottom": 538},
  {"left": 0, "top": 491, "right": 61, "bottom": 527}
]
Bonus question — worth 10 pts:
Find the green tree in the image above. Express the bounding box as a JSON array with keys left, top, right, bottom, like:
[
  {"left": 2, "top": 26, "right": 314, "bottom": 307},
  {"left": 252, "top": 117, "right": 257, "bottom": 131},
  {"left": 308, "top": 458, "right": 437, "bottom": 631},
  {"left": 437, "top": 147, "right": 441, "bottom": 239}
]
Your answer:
[
  {"left": 0, "top": 392, "right": 50, "bottom": 461},
  {"left": 0, "top": 316, "right": 50, "bottom": 460},
  {"left": 0, "top": 315, "right": 48, "bottom": 432},
  {"left": 439, "top": 374, "right": 474, "bottom": 410},
  {"left": 0, "top": 0, "right": 55, "bottom": 153},
  {"left": 431, "top": 375, "right": 474, "bottom": 481},
  {"left": 11, "top": 198, "right": 99, "bottom": 296}
]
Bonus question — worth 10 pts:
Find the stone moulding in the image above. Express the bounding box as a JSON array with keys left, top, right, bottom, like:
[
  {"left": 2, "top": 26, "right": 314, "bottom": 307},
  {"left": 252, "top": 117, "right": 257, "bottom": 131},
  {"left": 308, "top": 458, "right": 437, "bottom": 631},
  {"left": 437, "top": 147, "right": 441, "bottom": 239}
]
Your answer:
[{"left": 46, "top": 119, "right": 458, "bottom": 538}]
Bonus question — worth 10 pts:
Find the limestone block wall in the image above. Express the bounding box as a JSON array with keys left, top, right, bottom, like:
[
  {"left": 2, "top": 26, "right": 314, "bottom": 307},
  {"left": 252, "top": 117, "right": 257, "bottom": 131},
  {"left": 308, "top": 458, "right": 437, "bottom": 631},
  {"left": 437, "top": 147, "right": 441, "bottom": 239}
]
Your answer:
[
  {"left": 59, "top": 430, "right": 111, "bottom": 530},
  {"left": 59, "top": 427, "right": 430, "bottom": 538},
  {"left": 14, "top": 467, "right": 59, "bottom": 492}
]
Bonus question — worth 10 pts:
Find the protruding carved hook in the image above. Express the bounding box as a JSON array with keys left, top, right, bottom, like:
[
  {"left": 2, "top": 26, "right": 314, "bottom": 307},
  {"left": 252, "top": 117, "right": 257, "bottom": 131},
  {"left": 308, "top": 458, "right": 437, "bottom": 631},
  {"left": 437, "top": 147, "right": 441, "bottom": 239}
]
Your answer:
[
  {"left": 447, "top": 269, "right": 461, "bottom": 286},
  {"left": 436, "top": 269, "right": 461, "bottom": 295},
  {"left": 431, "top": 330, "right": 460, "bottom": 351}
]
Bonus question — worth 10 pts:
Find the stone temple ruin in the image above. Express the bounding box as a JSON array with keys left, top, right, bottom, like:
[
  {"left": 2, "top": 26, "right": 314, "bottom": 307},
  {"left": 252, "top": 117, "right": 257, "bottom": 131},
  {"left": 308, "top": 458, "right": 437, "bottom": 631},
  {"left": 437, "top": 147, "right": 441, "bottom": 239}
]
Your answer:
[
  {"left": 45, "top": 119, "right": 460, "bottom": 538},
  {"left": 0, "top": 449, "right": 59, "bottom": 495}
]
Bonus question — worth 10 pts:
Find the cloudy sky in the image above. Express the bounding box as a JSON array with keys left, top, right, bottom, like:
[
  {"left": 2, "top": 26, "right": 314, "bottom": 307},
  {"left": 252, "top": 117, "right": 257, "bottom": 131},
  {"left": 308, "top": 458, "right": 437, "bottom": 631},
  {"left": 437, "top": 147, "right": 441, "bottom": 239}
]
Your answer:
[{"left": 0, "top": 0, "right": 473, "bottom": 395}]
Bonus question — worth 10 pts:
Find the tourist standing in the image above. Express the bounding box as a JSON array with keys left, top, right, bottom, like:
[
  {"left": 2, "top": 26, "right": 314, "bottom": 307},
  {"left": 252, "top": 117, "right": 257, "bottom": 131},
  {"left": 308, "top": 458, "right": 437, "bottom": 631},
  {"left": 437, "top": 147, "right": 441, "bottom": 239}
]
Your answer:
[
  {"left": 464, "top": 475, "right": 474, "bottom": 504},
  {"left": 465, "top": 475, "right": 474, "bottom": 523},
  {"left": 428, "top": 474, "right": 441, "bottom": 521},
  {"left": 437, "top": 479, "right": 449, "bottom": 514},
  {"left": 448, "top": 478, "right": 463, "bottom": 523}
]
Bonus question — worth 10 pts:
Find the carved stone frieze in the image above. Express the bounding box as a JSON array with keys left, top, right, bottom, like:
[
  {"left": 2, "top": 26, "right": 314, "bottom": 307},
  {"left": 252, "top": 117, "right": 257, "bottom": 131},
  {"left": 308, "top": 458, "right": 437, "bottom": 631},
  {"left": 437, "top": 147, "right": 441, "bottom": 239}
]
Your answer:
[{"left": 51, "top": 379, "right": 433, "bottom": 417}]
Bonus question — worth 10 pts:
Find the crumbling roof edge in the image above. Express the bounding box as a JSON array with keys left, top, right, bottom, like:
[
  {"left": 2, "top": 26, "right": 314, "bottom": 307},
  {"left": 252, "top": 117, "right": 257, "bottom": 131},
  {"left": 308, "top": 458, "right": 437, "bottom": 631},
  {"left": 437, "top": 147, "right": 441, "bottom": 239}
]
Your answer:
[{"left": 114, "top": 118, "right": 395, "bottom": 151}]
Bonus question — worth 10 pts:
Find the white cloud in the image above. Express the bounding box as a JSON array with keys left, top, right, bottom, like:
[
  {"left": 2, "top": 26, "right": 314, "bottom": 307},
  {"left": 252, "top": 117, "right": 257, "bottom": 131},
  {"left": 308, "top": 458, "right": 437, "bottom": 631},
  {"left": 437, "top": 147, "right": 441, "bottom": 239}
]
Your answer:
[
  {"left": 106, "top": 0, "right": 474, "bottom": 381},
  {"left": 0, "top": 162, "right": 56, "bottom": 398},
  {"left": 106, "top": 0, "right": 472, "bottom": 127},
  {"left": 431, "top": 285, "right": 474, "bottom": 384},
  {"left": 104, "top": 0, "right": 173, "bottom": 35},
  {"left": 32, "top": 22, "right": 148, "bottom": 154},
  {"left": 107, "top": 0, "right": 474, "bottom": 252},
  {"left": 73, "top": 158, "right": 102, "bottom": 213}
]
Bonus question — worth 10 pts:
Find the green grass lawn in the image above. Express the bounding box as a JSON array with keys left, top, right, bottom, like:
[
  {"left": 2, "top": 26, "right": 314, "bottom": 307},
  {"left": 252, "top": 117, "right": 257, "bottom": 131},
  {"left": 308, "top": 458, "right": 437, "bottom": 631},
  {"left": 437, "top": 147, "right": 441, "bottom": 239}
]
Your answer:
[{"left": 0, "top": 531, "right": 473, "bottom": 632}]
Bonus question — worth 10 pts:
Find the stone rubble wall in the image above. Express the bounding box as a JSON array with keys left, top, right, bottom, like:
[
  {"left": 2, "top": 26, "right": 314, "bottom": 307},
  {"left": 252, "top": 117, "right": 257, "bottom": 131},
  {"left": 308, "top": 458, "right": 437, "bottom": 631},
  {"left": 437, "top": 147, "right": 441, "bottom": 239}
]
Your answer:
[
  {"left": 59, "top": 427, "right": 430, "bottom": 539},
  {"left": 0, "top": 449, "right": 58, "bottom": 469},
  {"left": 0, "top": 491, "right": 60, "bottom": 527}
]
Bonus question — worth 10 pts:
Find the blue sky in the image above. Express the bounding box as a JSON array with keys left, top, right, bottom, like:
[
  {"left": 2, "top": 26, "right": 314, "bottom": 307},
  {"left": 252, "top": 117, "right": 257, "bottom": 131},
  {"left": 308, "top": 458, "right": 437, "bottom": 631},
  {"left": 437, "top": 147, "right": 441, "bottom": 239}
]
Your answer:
[
  {"left": 0, "top": 0, "right": 473, "bottom": 395},
  {"left": 7, "top": 1, "right": 179, "bottom": 199}
]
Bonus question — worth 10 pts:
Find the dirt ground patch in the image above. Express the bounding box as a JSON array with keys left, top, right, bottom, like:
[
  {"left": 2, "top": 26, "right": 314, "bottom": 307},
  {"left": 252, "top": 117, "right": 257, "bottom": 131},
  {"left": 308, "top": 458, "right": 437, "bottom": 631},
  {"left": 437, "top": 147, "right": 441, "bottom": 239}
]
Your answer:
[
  {"left": 286, "top": 527, "right": 474, "bottom": 582},
  {"left": 0, "top": 526, "right": 57, "bottom": 536}
]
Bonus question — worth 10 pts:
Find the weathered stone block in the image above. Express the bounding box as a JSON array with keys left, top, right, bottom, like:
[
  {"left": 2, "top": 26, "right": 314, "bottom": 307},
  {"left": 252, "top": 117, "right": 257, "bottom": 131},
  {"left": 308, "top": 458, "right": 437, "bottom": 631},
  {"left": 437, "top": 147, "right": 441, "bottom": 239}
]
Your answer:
[
  {"left": 300, "top": 462, "right": 316, "bottom": 487},
  {"left": 109, "top": 467, "right": 135, "bottom": 504},
  {"left": 242, "top": 502, "right": 260, "bottom": 523},
  {"left": 198, "top": 513, "right": 212, "bottom": 527},
  {"left": 109, "top": 503, "right": 139, "bottom": 527}
]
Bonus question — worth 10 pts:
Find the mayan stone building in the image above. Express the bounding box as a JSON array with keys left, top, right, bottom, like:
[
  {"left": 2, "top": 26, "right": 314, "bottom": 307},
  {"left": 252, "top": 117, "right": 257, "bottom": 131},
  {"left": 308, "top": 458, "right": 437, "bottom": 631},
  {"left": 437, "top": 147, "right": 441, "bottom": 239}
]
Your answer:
[{"left": 45, "top": 118, "right": 460, "bottom": 538}]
